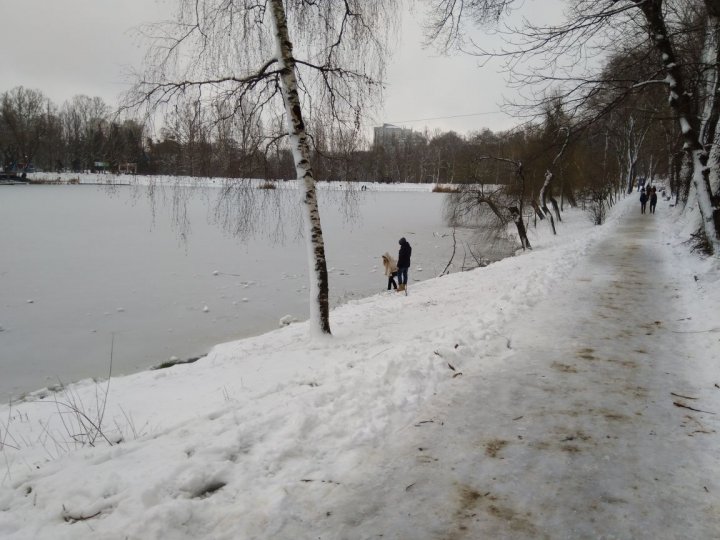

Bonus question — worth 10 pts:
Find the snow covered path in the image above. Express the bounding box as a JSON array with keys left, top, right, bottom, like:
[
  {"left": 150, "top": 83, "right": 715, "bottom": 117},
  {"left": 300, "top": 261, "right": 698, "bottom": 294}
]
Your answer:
[{"left": 332, "top": 211, "right": 720, "bottom": 539}]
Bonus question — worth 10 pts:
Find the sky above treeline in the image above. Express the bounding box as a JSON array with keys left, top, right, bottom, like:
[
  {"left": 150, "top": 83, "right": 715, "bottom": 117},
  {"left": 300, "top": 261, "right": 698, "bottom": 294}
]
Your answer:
[{"left": 0, "top": 0, "right": 563, "bottom": 137}]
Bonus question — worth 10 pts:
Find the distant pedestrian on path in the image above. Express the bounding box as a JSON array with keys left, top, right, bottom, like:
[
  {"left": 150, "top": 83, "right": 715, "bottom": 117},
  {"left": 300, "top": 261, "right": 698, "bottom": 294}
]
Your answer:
[
  {"left": 650, "top": 186, "right": 658, "bottom": 214},
  {"left": 397, "top": 237, "right": 412, "bottom": 292},
  {"left": 640, "top": 188, "right": 648, "bottom": 214},
  {"left": 381, "top": 252, "right": 398, "bottom": 291}
]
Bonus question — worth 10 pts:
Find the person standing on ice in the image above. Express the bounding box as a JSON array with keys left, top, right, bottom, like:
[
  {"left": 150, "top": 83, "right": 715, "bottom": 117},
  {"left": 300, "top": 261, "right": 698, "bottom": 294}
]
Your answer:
[
  {"left": 649, "top": 186, "right": 658, "bottom": 214},
  {"left": 396, "top": 237, "right": 412, "bottom": 292},
  {"left": 381, "top": 252, "right": 398, "bottom": 291},
  {"left": 639, "top": 188, "right": 648, "bottom": 214}
]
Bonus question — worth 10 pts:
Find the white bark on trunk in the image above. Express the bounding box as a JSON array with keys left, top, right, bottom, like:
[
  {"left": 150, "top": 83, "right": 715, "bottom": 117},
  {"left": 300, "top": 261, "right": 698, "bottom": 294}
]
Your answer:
[
  {"left": 269, "top": 0, "right": 331, "bottom": 334},
  {"left": 621, "top": 117, "right": 648, "bottom": 194},
  {"left": 647, "top": 154, "right": 657, "bottom": 184},
  {"left": 709, "top": 131, "right": 720, "bottom": 194},
  {"left": 692, "top": 149, "right": 720, "bottom": 253},
  {"left": 625, "top": 153, "right": 636, "bottom": 194},
  {"left": 540, "top": 170, "right": 557, "bottom": 235},
  {"left": 694, "top": 12, "right": 720, "bottom": 253}
]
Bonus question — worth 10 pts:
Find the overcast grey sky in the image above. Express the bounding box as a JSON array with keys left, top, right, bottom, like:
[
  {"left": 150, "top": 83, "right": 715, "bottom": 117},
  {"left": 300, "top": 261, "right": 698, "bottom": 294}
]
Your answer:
[{"left": 0, "top": 0, "right": 562, "bottom": 137}]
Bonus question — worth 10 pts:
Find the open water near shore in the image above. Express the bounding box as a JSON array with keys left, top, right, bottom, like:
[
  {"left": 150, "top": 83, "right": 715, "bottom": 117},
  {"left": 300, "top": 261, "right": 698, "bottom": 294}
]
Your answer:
[{"left": 0, "top": 183, "right": 513, "bottom": 402}]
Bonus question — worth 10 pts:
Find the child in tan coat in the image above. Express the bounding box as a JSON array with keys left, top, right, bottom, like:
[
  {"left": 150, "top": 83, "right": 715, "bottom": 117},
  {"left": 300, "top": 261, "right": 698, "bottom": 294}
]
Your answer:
[{"left": 381, "top": 252, "right": 398, "bottom": 291}]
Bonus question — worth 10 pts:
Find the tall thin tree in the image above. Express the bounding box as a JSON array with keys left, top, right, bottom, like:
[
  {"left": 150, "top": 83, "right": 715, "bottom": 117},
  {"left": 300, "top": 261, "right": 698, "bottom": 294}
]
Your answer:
[{"left": 128, "top": 1, "right": 396, "bottom": 334}]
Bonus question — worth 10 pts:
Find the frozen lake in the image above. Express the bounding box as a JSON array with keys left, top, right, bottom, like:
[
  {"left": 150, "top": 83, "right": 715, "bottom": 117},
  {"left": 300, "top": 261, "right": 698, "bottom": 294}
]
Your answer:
[{"left": 0, "top": 183, "right": 509, "bottom": 402}]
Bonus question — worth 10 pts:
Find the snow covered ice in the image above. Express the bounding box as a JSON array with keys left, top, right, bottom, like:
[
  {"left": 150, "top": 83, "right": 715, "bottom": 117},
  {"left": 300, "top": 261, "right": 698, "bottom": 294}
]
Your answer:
[{"left": 0, "top": 194, "right": 719, "bottom": 539}]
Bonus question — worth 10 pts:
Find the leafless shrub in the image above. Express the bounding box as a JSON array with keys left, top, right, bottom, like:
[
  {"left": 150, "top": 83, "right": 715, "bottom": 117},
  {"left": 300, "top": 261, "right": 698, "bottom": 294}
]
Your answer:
[
  {"left": 114, "top": 406, "right": 147, "bottom": 442},
  {"left": 2, "top": 339, "right": 148, "bottom": 471},
  {"left": 1, "top": 401, "right": 24, "bottom": 484},
  {"left": 444, "top": 183, "right": 528, "bottom": 252},
  {"left": 30, "top": 336, "right": 126, "bottom": 458},
  {"left": 42, "top": 382, "right": 115, "bottom": 449},
  {"left": 687, "top": 229, "right": 714, "bottom": 257},
  {"left": 583, "top": 187, "right": 611, "bottom": 225},
  {"left": 0, "top": 403, "right": 20, "bottom": 453}
]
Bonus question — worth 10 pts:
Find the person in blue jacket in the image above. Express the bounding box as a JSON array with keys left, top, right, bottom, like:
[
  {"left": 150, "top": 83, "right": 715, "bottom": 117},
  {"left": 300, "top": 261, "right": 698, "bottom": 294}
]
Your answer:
[
  {"left": 639, "top": 188, "right": 648, "bottom": 214},
  {"left": 397, "top": 237, "right": 412, "bottom": 292}
]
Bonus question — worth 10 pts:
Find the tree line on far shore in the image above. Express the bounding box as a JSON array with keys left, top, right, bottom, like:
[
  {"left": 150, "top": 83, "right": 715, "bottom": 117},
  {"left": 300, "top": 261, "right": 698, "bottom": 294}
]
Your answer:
[{"left": 0, "top": 79, "right": 675, "bottom": 195}]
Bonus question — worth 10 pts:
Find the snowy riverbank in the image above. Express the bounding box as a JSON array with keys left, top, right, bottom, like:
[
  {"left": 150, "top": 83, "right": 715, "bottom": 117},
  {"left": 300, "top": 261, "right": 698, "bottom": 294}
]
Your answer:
[{"left": 1, "top": 194, "right": 719, "bottom": 539}]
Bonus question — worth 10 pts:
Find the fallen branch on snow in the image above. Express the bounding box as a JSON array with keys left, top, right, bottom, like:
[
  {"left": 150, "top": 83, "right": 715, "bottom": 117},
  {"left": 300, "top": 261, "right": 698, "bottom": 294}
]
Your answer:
[
  {"left": 673, "top": 401, "right": 716, "bottom": 415},
  {"left": 671, "top": 392, "right": 698, "bottom": 400}
]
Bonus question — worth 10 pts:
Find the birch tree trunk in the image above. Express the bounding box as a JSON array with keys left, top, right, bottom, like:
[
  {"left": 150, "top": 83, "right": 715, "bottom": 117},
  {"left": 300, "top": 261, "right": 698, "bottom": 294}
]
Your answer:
[
  {"left": 509, "top": 206, "right": 531, "bottom": 249},
  {"left": 625, "top": 142, "right": 641, "bottom": 194},
  {"left": 539, "top": 127, "right": 569, "bottom": 235},
  {"left": 618, "top": 116, "right": 649, "bottom": 194},
  {"left": 697, "top": 7, "right": 720, "bottom": 239},
  {"left": 269, "top": 0, "right": 331, "bottom": 334},
  {"left": 539, "top": 170, "right": 557, "bottom": 235}
]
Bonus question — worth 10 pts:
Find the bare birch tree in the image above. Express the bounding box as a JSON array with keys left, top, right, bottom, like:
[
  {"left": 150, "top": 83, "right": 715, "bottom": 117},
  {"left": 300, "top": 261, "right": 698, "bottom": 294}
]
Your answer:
[
  {"left": 446, "top": 155, "right": 533, "bottom": 250},
  {"left": 127, "top": 1, "right": 396, "bottom": 334},
  {"left": 613, "top": 114, "right": 652, "bottom": 193}
]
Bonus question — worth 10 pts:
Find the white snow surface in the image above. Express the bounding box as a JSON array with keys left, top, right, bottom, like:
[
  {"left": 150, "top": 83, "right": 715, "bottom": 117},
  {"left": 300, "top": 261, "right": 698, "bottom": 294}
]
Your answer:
[{"left": 1, "top": 195, "right": 719, "bottom": 539}]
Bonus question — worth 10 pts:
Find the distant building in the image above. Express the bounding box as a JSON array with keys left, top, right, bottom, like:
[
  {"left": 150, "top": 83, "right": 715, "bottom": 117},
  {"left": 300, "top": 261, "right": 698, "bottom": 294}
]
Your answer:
[{"left": 373, "top": 123, "right": 420, "bottom": 148}]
